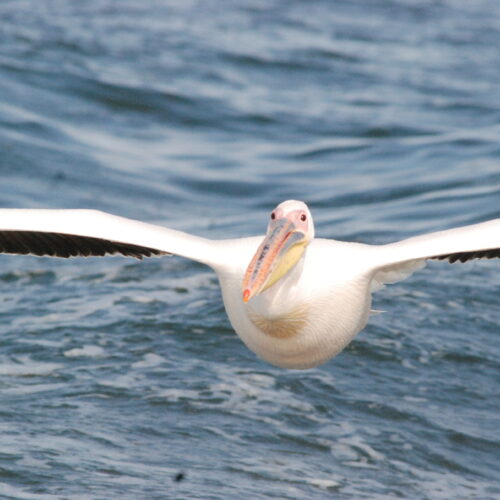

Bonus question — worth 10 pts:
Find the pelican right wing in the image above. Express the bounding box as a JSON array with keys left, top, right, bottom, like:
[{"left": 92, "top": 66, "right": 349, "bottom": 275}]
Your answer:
[{"left": 0, "top": 209, "right": 219, "bottom": 266}]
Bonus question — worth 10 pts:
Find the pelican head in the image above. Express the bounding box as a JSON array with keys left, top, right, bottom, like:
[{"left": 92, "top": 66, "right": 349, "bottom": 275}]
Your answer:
[{"left": 242, "top": 200, "right": 314, "bottom": 302}]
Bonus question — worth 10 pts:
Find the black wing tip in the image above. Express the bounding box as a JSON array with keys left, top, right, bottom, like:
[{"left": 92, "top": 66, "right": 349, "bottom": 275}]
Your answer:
[
  {"left": 0, "top": 231, "right": 168, "bottom": 259},
  {"left": 432, "top": 248, "right": 500, "bottom": 263}
]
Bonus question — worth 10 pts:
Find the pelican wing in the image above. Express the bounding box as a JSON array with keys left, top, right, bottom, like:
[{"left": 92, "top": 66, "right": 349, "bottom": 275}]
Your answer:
[
  {"left": 373, "top": 219, "right": 500, "bottom": 288},
  {"left": 0, "top": 209, "right": 218, "bottom": 265}
]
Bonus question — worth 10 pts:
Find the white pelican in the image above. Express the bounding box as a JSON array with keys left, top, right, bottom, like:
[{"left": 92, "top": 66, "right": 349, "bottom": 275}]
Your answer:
[{"left": 0, "top": 200, "right": 498, "bottom": 369}]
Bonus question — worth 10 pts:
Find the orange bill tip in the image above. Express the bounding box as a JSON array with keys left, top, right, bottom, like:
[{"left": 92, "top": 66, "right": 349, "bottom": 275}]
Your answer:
[{"left": 243, "top": 289, "right": 251, "bottom": 303}]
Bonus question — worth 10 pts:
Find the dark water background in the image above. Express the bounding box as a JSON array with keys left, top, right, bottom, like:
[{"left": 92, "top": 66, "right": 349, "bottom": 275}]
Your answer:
[{"left": 1, "top": 1, "right": 499, "bottom": 498}]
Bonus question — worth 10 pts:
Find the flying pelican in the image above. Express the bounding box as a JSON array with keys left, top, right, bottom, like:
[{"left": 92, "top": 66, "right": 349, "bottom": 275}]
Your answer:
[{"left": 0, "top": 200, "right": 498, "bottom": 369}]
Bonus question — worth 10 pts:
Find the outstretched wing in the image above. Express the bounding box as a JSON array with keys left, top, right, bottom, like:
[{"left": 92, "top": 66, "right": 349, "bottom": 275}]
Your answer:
[
  {"left": 372, "top": 219, "right": 500, "bottom": 289},
  {"left": 0, "top": 209, "right": 218, "bottom": 266}
]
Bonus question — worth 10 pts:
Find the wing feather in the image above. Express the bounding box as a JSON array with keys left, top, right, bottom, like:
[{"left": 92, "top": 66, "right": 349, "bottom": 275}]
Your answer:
[
  {"left": 432, "top": 248, "right": 500, "bottom": 263},
  {"left": 372, "top": 219, "right": 500, "bottom": 288},
  {"left": 0, "top": 209, "right": 221, "bottom": 266},
  {"left": 0, "top": 230, "right": 163, "bottom": 259}
]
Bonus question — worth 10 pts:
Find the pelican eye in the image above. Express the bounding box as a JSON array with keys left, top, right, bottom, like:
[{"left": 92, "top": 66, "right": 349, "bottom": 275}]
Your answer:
[
  {"left": 300, "top": 214, "right": 307, "bottom": 222},
  {"left": 271, "top": 212, "right": 276, "bottom": 220}
]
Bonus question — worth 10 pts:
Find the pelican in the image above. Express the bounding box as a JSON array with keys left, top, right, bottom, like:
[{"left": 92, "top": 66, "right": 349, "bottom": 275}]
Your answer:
[{"left": 0, "top": 200, "right": 498, "bottom": 369}]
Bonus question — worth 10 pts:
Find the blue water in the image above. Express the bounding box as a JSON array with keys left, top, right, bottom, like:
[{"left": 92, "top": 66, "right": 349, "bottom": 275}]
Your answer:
[{"left": 1, "top": 1, "right": 499, "bottom": 498}]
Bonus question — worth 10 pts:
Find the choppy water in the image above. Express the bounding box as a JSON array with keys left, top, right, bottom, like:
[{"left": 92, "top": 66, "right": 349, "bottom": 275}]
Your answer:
[{"left": 1, "top": 1, "right": 499, "bottom": 498}]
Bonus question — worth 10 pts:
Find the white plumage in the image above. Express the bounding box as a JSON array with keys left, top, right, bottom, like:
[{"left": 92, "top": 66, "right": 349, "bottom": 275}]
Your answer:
[{"left": 0, "top": 201, "right": 498, "bottom": 369}]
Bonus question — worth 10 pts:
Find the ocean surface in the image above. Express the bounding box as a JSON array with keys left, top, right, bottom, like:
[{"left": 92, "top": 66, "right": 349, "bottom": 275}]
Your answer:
[{"left": 0, "top": 1, "right": 499, "bottom": 498}]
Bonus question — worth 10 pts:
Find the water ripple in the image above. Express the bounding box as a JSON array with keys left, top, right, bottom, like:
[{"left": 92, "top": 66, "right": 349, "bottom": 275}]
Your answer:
[{"left": 0, "top": 0, "right": 499, "bottom": 498}]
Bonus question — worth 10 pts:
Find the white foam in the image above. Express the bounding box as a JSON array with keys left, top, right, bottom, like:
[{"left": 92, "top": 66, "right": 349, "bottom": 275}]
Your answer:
[
  {"left": 156, "top": 388, "right": 200, "bottom": 402},
  {"left": 17, "top": 456, "right": 52, "bottom": 469},
  {"left": 3, "top": 383, "right": 64, "bottom": 395},
  {"left": 308, "top": 478, "right": 341, "bottom": 490},
  {"left": 132, "top": 353, "right": 165, "bottom": 368},
  {"left": 0, "top": 481, "right": 56, "bottom": 500},
  {"left": 0, "top": 356, "right": 61, "bottom": 377},
  {"left": 99, "top": 373, "right": 143, "bottom": 389},
  {"left": 63, "top": 345, "right": 106, "bottom": 358}
]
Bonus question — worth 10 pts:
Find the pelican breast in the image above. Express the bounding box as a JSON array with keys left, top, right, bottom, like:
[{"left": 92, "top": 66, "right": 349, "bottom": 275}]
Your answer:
[{"left": 247, "top": 302, "right": 310, "bottom": 339}]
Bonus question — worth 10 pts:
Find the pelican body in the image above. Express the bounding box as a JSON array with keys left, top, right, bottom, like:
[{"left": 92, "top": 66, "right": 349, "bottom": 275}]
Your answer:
[{"left": 0, "top": 200, "right": 498, "bottom": 369}]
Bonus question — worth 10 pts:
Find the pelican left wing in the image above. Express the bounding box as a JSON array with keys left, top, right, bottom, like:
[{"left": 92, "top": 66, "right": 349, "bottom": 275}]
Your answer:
[
  {"left": 0, "top": 209, "right": 216, "bottom": 264},
  {"left": 372, "top": 218, "right": 500, "bottom": 288}
]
